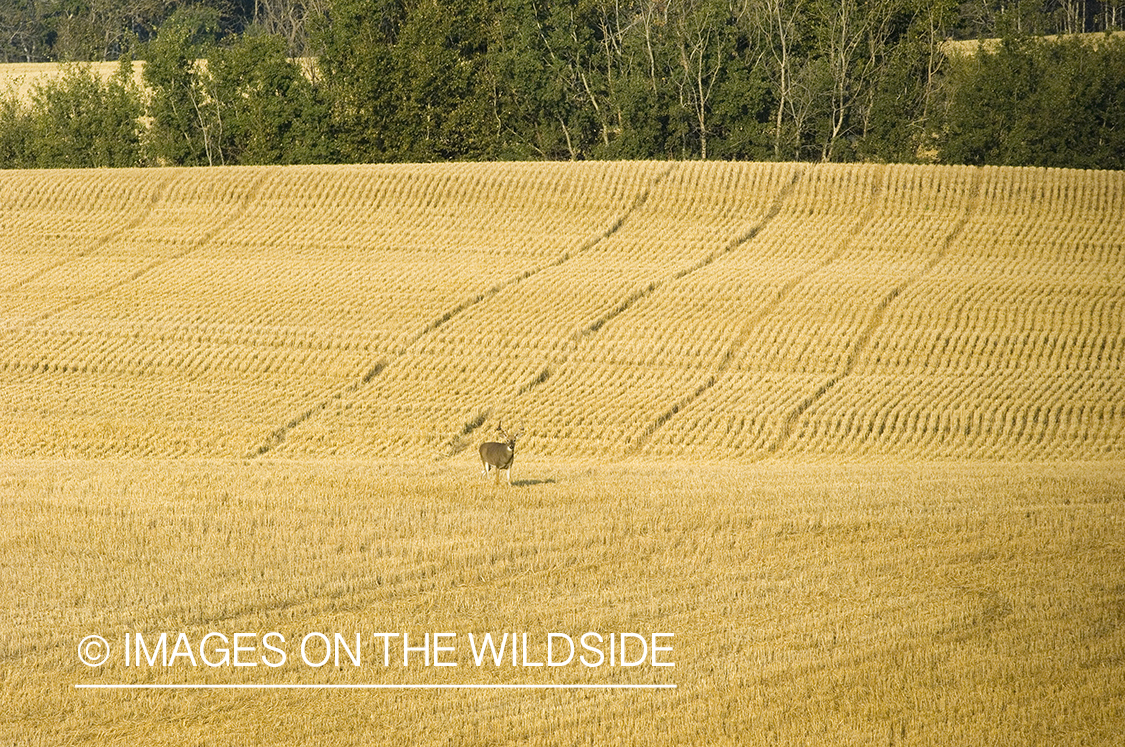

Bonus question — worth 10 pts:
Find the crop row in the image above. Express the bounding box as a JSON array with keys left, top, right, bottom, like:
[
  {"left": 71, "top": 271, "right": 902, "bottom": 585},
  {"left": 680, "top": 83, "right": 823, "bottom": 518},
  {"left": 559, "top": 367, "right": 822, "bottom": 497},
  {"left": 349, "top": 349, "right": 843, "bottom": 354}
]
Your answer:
[
  {"left": 542, "top": 163, "right": 979, "bottom": 458},
  {"left": 642, "top": 164, "right": 1124, "bottom": 459},
  {"left": 0, "top": 161, "right": 1121, "bottom": 460},
  {"left": 271, "top": 161, "right": 802, "bottom": 457},
  {"left": 0, "top": 162, "right": 667, "bottom": 457}
]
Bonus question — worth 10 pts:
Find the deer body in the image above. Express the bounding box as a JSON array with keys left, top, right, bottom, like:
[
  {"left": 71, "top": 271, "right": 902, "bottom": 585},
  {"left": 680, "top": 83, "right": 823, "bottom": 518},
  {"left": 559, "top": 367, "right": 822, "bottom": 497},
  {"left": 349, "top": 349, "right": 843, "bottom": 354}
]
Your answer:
[{"left": 479, "top": 422, "right": 519, "bottom": 485}]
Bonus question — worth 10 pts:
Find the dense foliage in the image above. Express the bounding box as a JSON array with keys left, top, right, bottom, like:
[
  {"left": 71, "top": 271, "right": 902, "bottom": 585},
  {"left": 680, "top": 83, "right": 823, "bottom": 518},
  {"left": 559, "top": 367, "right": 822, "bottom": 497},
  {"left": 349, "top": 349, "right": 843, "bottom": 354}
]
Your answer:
[
  {"left": 0, "top": 55, "right": 143, "bottom": 167},
  {"left": 940, "top": 34, "right": 1125, "bottom": 169},
  {"left": 1, "top": 0, "right": 1123, "bottom": 168}
]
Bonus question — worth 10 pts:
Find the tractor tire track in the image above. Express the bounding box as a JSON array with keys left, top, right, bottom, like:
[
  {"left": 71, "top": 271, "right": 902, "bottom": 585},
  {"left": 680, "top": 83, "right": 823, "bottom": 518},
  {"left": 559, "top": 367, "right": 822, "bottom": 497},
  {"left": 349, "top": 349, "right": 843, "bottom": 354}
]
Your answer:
[
  {"left": 628, "top": 164, "right": 892, "bottom": 455},
  {"left": 766, "top": 167, "right": 983, "bottom": 456},
  {"left": 251, "top": 164, "right": 676, "bottom": 459},
  {"left": 15, "top": 171, "right": 267, "bottom": 331},
  {"left": 494, "top": 165, "right": 806, "bottom": 459},
  {"left": 405, "top": 163, "right": 676, "bottom": 352},
  {"left": 582, "top": 167, "right": 803, "bottom": 340},
  {"left": 2, "top": 173, "right": 176, "bottom": 331}
]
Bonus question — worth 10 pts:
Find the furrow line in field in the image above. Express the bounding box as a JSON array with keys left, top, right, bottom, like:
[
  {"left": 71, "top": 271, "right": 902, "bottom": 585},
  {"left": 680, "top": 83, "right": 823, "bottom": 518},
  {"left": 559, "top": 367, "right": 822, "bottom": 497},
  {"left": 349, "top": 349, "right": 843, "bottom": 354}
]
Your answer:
[
  {"left": 499, "top": 167, "right": 806, "bottom": 459},
  {"left": 1, "top": 174, "right": 176, "bottom": 330},
  {"left": 629, "top": 164, "right": 889, "bottom": 456},
  {"left": 767, "top": 167, "right": 984, "bottom": 456},
  {"left": 408, "top": 163, "right": 677, "bottom": 351},
  {"left": 585, "top": 168, "right": 803, "bottom": 341},
  {"left": 251, "top": 164, "right": 676, "bottom": 459},
  {"left": 14, "top": 171, "right": 268, "bottom": 332}
]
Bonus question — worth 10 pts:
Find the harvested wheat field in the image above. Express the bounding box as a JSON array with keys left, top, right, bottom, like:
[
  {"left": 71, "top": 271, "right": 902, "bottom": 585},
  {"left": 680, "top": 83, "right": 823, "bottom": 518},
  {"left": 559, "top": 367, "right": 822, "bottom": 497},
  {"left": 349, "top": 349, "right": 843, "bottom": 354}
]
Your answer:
[
  {"left": 0, "top": 61, "right": 147, "bottom": 105},
  {"left": 1, "top": 161, "right": 1123, "bottom": 745}
]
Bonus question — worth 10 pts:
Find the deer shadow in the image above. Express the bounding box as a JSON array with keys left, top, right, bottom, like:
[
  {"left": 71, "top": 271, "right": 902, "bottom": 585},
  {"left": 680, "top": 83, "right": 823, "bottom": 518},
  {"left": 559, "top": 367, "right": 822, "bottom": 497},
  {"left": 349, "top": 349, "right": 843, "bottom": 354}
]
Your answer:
[{"left": 510, "top": 477, "right": 557, "bottom": 487}]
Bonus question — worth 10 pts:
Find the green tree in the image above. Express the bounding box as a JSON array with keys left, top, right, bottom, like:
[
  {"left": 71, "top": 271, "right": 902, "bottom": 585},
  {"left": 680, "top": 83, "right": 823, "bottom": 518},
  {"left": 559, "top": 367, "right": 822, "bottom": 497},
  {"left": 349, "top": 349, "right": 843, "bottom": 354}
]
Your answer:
[
  {"left": 939, "top": 35, "right": 1032, "bottom": 165},
  {"left": 490, "top": 0, "right": 590, "bottom": 159},
  {"left": 1, "top": 0, "right": 58, "bottom": 62},
  {"left": 492, "top": 0, "right": 672, "bottom": 160},
  {"left": 667, "top": 0, "right": 771, "bottom": 159},
  {"left": 29, "top": 55, "right": 144, "bottom": 167},
  {"left": 602, "top": 0, "right": 678, "bottom": 159},
  {"left": 390, "top": 0, "right": 497, "bottom": 160},
  {"left": 939, "top": 34, "right": 1125, "bottom": 169},
  {"left": 859, "top": 0, "right": 958, "bottom": 162},
  {"left": 208, "top": 33, "right": 331, "bottom": 164},
  {"left": 143, "top": 7, "right": 221, "bottom": 165},
  {"left": 52, "top": 0, "right": 160, "bottom": 61},
  {"left": 706, "top": 48, "right": 772, "bottom": 160},
  {"left": 1029, "top": 35, "right": 1125, "bottom": 169},
  {"left": 314, "top": 0, "right": 407, "bottom": 161},
  {"left": 316, "top": 0, "right": 498, "bottom": 161},
  {"left": 0, "top": 95, "right": 35, "bottom": 167}
]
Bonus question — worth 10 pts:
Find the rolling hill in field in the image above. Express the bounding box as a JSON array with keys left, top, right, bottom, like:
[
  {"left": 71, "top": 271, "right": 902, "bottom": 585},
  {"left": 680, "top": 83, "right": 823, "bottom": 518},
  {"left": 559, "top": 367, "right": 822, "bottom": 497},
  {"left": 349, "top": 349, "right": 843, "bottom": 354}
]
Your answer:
[
  {"left": 3, "top": 161, "right": 1125, "bottom": 747},
  {"left": 1, "top": 161, "right": 1122, "bottom": 461}
]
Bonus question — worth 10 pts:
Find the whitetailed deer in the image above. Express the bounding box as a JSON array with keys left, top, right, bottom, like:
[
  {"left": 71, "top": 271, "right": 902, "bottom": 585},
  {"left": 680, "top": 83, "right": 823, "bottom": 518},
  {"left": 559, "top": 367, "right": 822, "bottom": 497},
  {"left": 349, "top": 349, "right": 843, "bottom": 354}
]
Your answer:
[{"left": 479, "top": 421, "right": 521, "bottom": 485}]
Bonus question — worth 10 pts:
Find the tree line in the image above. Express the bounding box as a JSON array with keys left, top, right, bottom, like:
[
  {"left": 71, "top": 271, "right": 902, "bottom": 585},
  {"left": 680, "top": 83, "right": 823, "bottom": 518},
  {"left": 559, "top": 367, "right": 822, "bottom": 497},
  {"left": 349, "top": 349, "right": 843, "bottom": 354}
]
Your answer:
[
  {"left": 1, "top": 0, "right": 1123, "bottom": 169},
  {"left": 5, "top": 0, "right": 1124, "bottom": 64}
]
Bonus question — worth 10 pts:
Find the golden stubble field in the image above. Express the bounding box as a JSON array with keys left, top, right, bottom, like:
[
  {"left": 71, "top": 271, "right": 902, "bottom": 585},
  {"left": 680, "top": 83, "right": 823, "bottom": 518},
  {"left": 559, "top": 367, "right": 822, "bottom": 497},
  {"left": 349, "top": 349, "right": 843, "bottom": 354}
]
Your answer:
[
  {"left": 0, "top": 61, "right": 147, "bottom": 104},
  {"left": 3, "top": 459, "right": 1123, "bottom": 745},
  {"left": 1, "top": 161, "right": 1121, "bottom": 460},
  {"left": 0, "top": 160, "right": 1123, "bottom": 744}
]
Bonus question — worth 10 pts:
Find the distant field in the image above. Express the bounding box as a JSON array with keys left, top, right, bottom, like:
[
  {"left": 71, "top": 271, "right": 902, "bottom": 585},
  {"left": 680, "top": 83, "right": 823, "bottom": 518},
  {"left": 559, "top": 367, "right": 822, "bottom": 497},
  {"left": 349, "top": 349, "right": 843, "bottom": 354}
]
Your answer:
[
  {"left": 942, "top": 30, "right": 1125, "bottom": 55},
  {"left": 0, "top": 58, "right": 316, "bottom": 104},
  {"left": 0, "top": 161, "right": 1121, "bottom": 460},
  {"left": 1, "top": 161, "right": 1123, "bottom": 744},
  {"left": 0, "top": 60, "right": 146, "bottom": 103}
]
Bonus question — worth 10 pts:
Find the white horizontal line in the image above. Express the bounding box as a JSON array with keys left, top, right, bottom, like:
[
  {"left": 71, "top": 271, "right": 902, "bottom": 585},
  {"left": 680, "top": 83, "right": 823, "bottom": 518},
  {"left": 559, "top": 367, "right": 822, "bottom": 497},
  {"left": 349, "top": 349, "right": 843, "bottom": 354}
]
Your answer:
[{"left": 76, "top": 683, "right": 676, "bottom": 690}]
